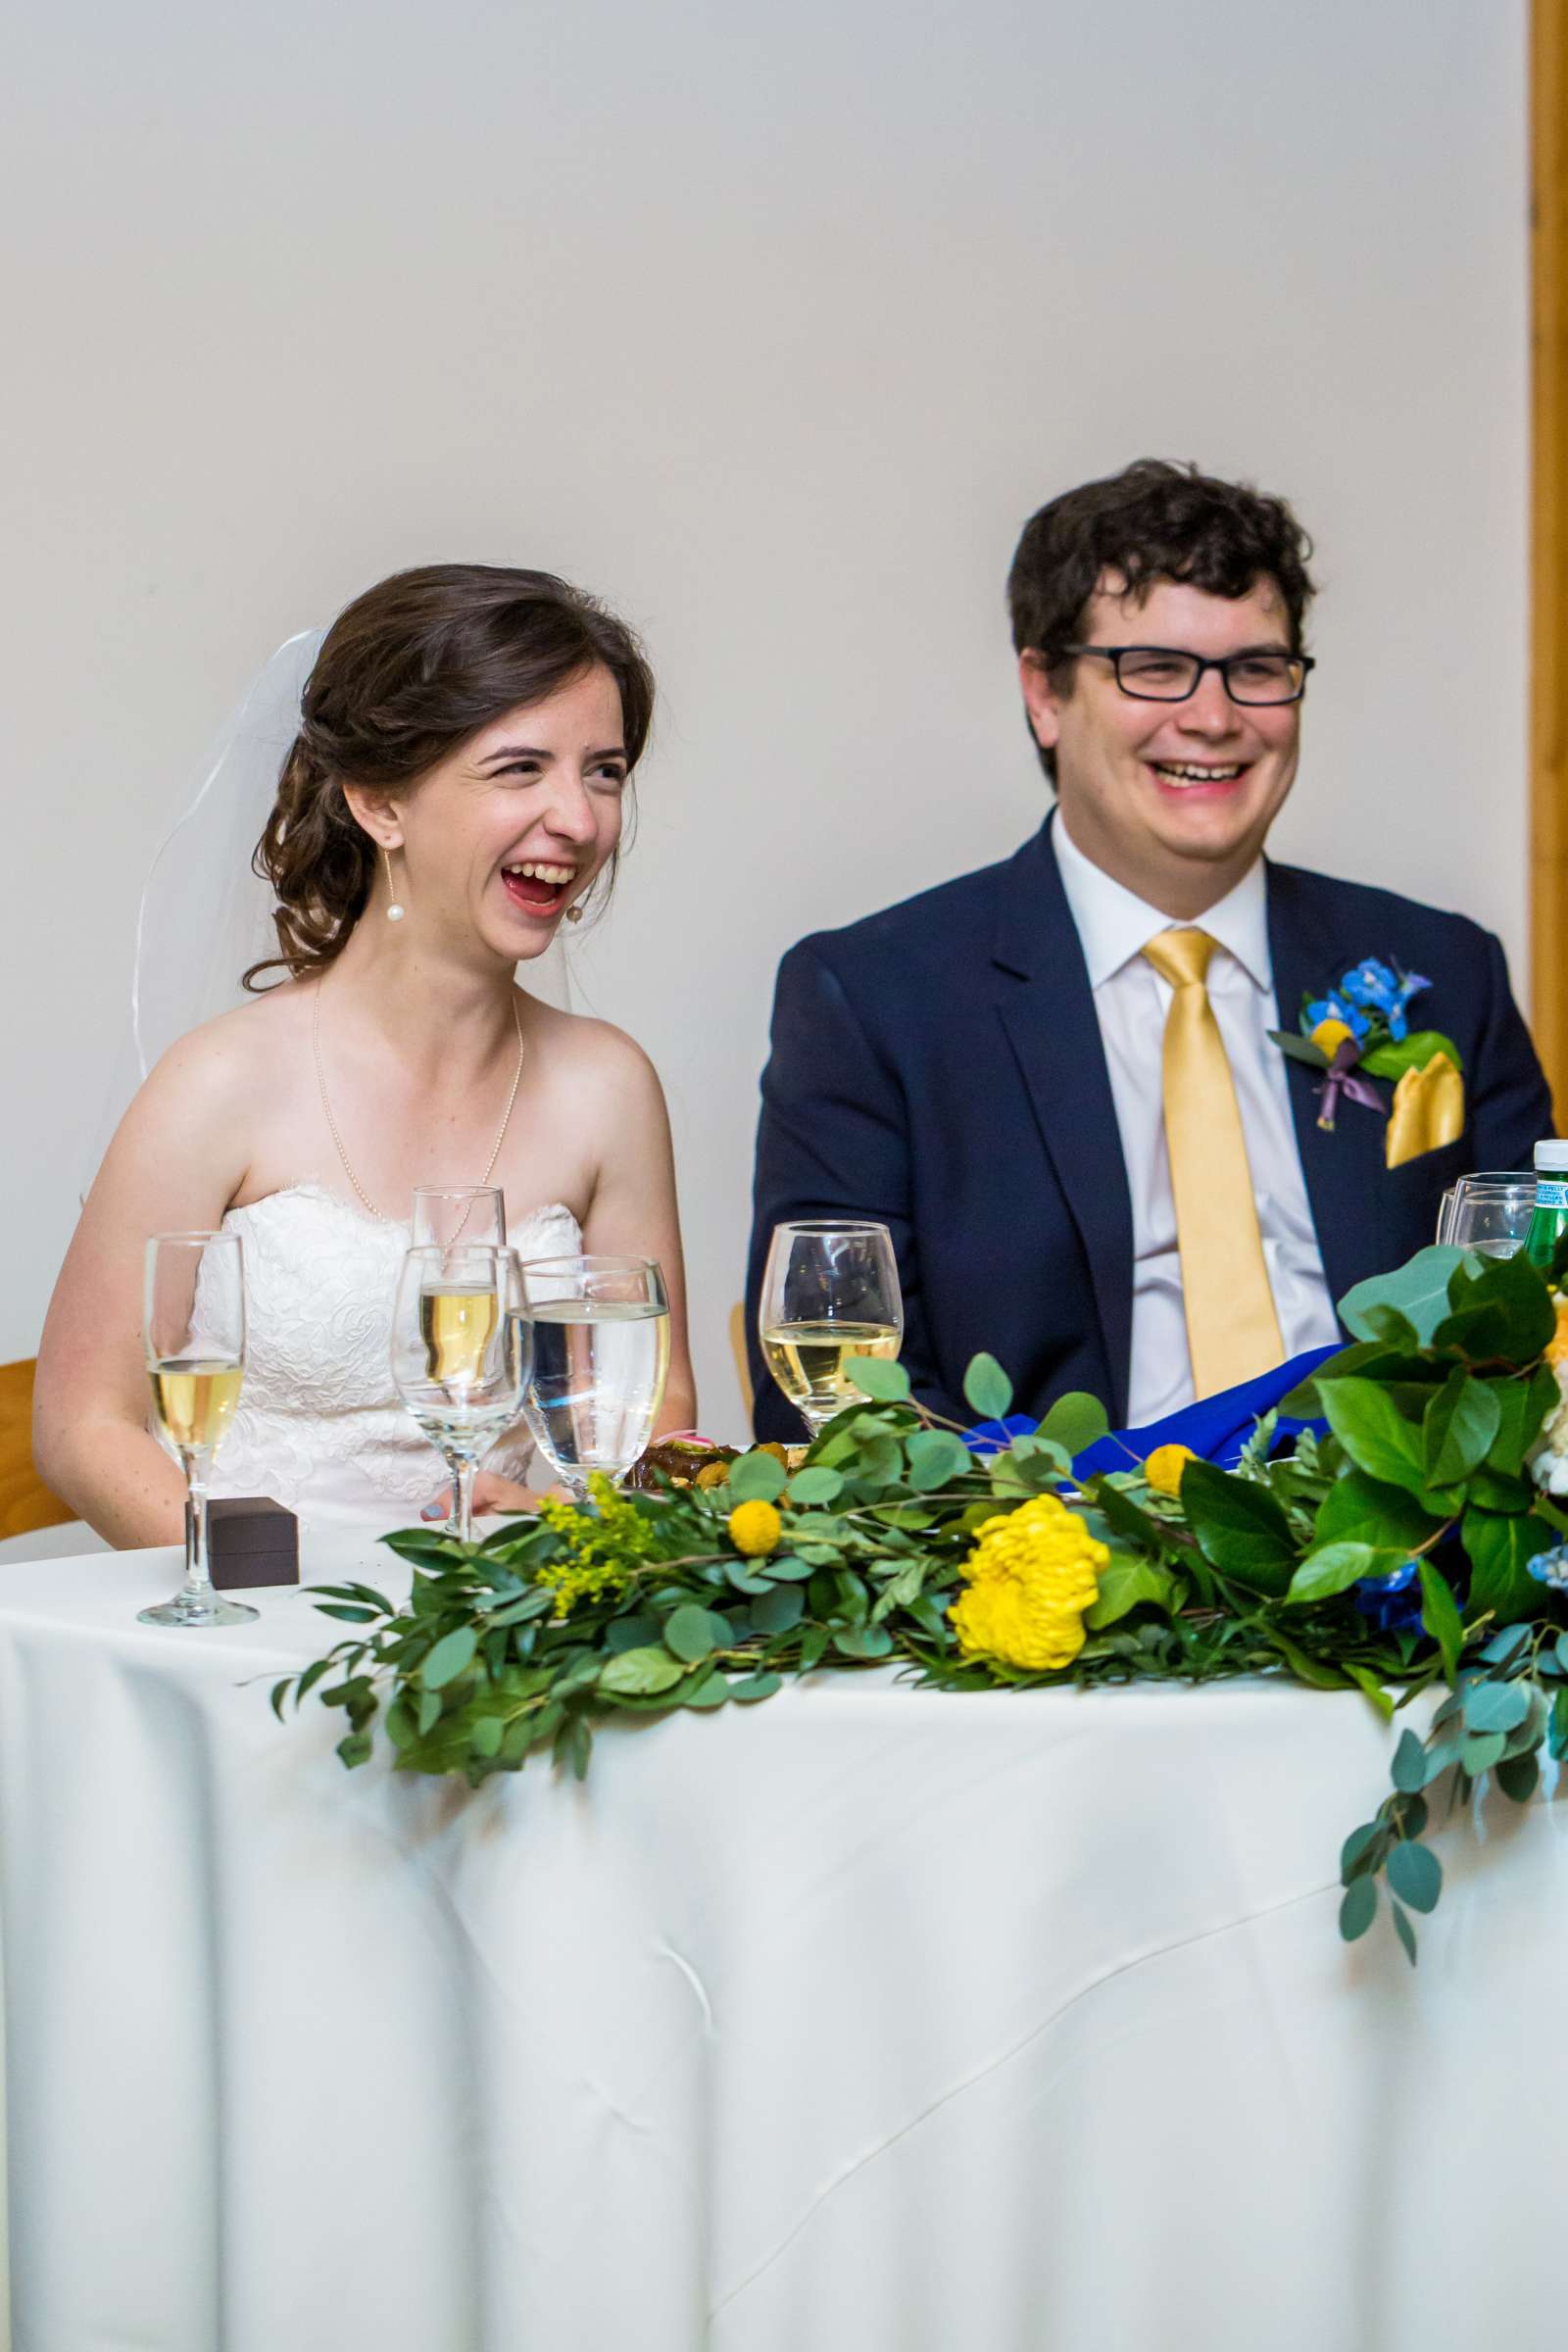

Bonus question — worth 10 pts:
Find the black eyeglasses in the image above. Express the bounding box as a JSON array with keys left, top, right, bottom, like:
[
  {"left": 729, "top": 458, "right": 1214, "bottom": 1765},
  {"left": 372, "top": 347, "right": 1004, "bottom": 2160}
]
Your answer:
[{"left": 1051, "top": 644, "right": 1314, "bottom": 707}]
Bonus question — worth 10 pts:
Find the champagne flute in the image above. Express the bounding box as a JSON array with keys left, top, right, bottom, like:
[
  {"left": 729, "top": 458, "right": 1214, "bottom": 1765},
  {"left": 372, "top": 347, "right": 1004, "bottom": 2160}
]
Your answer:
[
  {"left": 1438, "top": 1173, "right": 1537, "bottom": 1256},
  {"left": 411, "top": 1185, "right": 506, "bottom": 1249},
  {"left": 391, "top": 1243, "right": 527, "bottom": 1543},
  {"left": 759, "top": 1220, "right": 904, "bottom": 1437},
  {"left": 141, "top": 1231, "right": 256, "bottom": 1628},
  {"left": 518, "top": 1254, "right": 670, "bottom": 1498}
]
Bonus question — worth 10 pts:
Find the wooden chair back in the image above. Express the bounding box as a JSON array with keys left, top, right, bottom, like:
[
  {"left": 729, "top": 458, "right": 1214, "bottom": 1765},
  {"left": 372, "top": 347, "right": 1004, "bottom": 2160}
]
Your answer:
[{"left": 0, "top": 1360, "right": 74, "bottom": 1538}]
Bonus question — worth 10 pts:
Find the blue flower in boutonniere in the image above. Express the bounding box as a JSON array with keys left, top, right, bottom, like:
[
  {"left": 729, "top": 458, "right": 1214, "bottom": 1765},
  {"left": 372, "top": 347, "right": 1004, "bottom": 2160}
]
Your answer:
[{"left": 1268, "top": 954, "right": 1465, "bottom": 1166}]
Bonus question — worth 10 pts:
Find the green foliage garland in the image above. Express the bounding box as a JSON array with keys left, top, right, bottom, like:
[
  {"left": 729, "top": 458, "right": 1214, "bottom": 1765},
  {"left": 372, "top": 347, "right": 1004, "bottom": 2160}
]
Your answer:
[{"left": 275, "top": 1246, "right": 1568, "bottom": 1967}]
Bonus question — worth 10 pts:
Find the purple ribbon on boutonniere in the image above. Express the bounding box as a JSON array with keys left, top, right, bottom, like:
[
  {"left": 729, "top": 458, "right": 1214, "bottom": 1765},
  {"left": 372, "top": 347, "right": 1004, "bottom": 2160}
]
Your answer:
[{"left": 1316, "top": 1034, "right": 1387, "bottom": 1132}]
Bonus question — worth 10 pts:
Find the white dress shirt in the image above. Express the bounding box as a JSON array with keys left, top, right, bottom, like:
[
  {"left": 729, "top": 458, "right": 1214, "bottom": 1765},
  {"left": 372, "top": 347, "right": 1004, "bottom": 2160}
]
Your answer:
[{"left": 1052, "top": 814, "right": 1340, "bottom": 1424}]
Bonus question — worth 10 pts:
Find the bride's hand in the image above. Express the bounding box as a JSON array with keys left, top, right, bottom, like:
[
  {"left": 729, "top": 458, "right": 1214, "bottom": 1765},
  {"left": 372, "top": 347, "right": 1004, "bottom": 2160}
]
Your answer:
[{"left": 421, "top": 1470, "right": 549, "bottom": 1520}]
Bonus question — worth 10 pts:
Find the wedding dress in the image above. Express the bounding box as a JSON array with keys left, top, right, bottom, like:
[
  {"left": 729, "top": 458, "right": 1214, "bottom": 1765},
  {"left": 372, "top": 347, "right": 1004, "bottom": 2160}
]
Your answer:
[{"left": 209, "top": 1184, "right": 582, "bottom": 1530}]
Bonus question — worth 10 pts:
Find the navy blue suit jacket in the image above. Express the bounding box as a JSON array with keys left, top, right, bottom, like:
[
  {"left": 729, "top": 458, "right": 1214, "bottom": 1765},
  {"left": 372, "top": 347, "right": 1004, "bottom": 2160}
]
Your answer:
[{"left": 746, "top": 818, "right": 1554, "bottom": 1438}]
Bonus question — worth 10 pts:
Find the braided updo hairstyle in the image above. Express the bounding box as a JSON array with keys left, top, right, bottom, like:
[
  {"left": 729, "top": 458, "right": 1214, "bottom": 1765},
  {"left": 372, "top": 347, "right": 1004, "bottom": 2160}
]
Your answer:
[{"left": 243, "top": 564, "right": 656, "bottom": 988}]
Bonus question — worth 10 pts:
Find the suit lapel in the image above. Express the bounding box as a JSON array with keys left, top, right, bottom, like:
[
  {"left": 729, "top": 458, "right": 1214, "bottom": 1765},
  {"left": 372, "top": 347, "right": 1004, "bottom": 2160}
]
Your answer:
[
  {"left": 993, "top": 821, "right": 1134, "bottom": 1419},
  {"left": 1266, "top": 864, "right": 1388, "bottom": 1305}
]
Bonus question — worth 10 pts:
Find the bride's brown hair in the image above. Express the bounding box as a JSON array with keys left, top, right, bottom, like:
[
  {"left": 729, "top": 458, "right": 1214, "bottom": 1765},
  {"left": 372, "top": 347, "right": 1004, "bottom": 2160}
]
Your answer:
[{"left": 244, "top": 564, "right": 655, "bottom": 988}]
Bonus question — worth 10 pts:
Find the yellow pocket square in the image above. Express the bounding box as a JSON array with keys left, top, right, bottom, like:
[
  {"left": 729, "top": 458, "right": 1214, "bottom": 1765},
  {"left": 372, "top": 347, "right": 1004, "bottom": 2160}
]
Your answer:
[{"left": 1385, "top": 1051, "right": 1464, "bottom": 1169}]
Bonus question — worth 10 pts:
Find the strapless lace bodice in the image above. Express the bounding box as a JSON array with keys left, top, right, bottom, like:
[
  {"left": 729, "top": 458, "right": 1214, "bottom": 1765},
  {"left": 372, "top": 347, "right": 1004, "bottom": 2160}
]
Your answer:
[{"left": 207, "top": 1184, "right": 581, "bottom": 1529}]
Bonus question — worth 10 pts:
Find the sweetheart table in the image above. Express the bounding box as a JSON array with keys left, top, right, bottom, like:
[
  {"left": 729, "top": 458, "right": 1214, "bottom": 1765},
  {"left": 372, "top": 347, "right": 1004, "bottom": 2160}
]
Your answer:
[{"left": 2, "top": 1535, "right": 1567, "bottom": 2351}]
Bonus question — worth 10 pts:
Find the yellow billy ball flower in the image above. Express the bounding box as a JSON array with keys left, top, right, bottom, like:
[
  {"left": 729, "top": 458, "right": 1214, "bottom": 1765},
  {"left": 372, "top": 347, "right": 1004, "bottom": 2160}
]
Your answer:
[
  {"left": 1546, "top": 1297, "right": 1568, "bottom": 1369},
  {"left": 727, "top": 1499, "right": 783, "bottom": 1557},
  {"left": 1310, "top": 1016, "right": 1354, "bottom": 1060},
  {"left": 1143, "top": 1443, "right": 1199, "bottom": 1498},
  {"left": 950, "top": 1493, "right": 1107, "bottom": 1673}
]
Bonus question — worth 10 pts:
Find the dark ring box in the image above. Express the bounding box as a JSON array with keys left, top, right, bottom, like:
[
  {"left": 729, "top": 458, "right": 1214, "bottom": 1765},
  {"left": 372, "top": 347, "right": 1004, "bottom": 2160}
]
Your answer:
[{"left": 206, "top": 1496, "right": 299, "bottom": 1589}]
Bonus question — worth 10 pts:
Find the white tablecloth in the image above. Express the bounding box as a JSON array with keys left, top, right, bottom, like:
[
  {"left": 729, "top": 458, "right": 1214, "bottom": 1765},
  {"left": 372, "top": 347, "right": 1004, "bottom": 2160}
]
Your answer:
[{"left": 3, "top": 1537, "right": 1567, "bottom": 2351}]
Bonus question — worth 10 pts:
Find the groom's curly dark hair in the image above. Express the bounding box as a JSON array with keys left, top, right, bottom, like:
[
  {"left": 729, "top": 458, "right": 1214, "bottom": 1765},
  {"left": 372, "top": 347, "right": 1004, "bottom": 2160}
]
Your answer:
[{"left": 1007, "top": 459, "right": 1316, "bottom": 781}]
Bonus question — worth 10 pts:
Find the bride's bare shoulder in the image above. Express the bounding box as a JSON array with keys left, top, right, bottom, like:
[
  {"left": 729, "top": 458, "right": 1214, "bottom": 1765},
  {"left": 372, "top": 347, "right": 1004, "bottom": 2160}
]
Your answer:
[
  {"left": 522, "top": 994, "right": 663, "bottom": 1098},
  {"left": 140, "top": 982, "right": 314, "bottom": 1109}
]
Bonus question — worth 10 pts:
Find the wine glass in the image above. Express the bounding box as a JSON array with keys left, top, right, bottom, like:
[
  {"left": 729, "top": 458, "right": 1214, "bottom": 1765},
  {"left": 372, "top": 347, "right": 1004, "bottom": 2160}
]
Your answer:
[
  {"left": 411, "top": 1185, "right": 506, "bottom": 1249},
  {"left": 518, "top": 1254, "right": 670, "bottom": 1498},
  {"left": 140, "top": 1231, "right": 256, "bottom": 1628},
  {"left": 1437, "top": 1173, "right": 1537, "bottom": 1257},
  {"left": 391, "top": 1243, "right": 528, "bottom": 1543},
  {"left": 758, "top": 1220, "right": 904, "bottom": 1437}
]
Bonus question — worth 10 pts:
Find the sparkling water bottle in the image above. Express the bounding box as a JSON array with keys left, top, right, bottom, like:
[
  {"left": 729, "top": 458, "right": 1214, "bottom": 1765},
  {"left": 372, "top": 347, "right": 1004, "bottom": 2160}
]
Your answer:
[{"left": 1524, "top": 1140, "right": 1568, "bottom": 1274}]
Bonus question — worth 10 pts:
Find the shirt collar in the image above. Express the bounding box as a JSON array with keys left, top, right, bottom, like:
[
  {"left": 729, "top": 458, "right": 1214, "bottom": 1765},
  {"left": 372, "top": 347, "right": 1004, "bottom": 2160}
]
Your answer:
[{"left": 1051, "top": 810, "right": 1272, "bottom": 992}]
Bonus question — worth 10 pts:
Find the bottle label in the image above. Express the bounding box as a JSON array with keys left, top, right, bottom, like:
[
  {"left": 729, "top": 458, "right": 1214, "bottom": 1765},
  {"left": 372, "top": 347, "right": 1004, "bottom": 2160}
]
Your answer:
[{"left": 1539, "top": 1178, "right": 1568, "bottom": 1211}]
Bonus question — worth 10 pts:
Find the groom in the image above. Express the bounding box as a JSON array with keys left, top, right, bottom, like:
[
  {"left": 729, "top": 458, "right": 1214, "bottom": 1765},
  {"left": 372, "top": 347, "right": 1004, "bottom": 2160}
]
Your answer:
[{"left": 746, "top": 458, "right": 1554, "bottom": 1438}]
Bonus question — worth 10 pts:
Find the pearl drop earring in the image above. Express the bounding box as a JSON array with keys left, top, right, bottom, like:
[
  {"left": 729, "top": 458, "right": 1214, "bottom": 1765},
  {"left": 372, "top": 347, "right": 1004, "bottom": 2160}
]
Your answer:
[{"left": 384, "top": 845, "right": 406, "bottom": 922}]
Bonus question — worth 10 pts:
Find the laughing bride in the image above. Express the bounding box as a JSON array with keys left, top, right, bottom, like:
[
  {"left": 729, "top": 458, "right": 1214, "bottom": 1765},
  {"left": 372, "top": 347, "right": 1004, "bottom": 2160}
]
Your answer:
[{"left": 34, "top": 564, "right": 697, "bottom": 1541}]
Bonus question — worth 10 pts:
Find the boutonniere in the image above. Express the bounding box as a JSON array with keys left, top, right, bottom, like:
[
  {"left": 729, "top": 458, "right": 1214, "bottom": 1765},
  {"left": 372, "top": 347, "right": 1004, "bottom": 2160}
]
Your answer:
[{"left": 1269, "top": 956, "right": 1466, "bottom": 1168}]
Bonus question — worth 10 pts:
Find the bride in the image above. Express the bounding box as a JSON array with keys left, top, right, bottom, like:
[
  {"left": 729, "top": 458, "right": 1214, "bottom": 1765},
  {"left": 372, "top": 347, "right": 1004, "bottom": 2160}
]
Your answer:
[{"left": 34, "top": 563, "right": 696, "bottom": 1542}]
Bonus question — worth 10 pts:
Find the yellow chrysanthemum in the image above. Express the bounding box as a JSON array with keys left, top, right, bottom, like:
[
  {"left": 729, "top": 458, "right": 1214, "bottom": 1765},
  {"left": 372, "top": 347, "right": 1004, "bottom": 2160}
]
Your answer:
[
  {"left": 1143, "top": 1443, "right": 1198, "bottom": 1497},
  {"left": 1310, "top": 1016, "right": 1354, "bottom": 1059},
  {"left": 949, "top": 1494, "right": 1107, "bottom": 1672},
  {"left": 727, "top": 1499, "right": 783, "bottom": 1557},
  {"left": 1546, "top": 1298, "right": 1568, "bottom": 1369}
]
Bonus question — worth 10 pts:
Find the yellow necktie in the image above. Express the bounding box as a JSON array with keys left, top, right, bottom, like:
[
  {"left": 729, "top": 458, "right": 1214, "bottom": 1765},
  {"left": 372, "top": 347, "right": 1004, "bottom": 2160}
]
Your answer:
[{"left": 1142, "top": 927, "right": 1285, "bottom": 1397}]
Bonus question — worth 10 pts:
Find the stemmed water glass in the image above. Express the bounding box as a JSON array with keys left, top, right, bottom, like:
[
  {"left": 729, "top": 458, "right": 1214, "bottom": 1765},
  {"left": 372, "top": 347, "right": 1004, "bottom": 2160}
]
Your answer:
[
  {"left": 518, "top": 1254, "right": 670, "bottom": 1498},
  {"left": 411, "top": 1185, "right": 506, "bottom": 1249},
  {"left": 141, "top": 1230, "right": 256, "bottom": 1628},
  {"left": 1436, "top": 1173, "right": 1536, "bottom": 1256},
  {"left": 391, "top": 1243, "right": 529, "bottom": 1543},
  {"left": 758, "top": 1220, "right": 904, "bottom": 1437}
]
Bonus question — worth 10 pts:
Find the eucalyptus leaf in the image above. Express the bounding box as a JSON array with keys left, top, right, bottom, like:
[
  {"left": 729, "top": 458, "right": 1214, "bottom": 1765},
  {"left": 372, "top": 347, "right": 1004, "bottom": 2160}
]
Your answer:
[
  {"left": 1340, "top": 1877, "right": 1378, "bottom": 1940},
  {"left": 1391, "top": 1727, "right": 1427, "bottom": 1794},
  {"left": 1037, "top": 1391, "right": 1111, "bottom": 1454},
  {"left": 750, "top": 1585, "right": 807, "bottom": 1636},
  {"left": 1461, "top": 1679, "right": 1531, "bottom": 1735},
  {"left": 1496, "top": 1751, "right": 1541, "bottom": 1803},
  {"left": 843, "top": 1354, "right": 911, "bottom": 1403},
  {"left": 905, "top": 1429, "right": 974, "bottom": 1492},
  {"left": 962, "top": 1351, "right": 1013, "bottom": 1421},
  {"left": 728, "top": 1671, "right": 784, "bottom": 1701},
  {"left": 664, "top": 1603, "right": 723, "bottom": 1664},
  {"left": 1387, "top": 1838, "right": 1442, "bottom": 1914},
  {"left": 1391, "top": 1899, "right": 1419, "bottom": 1967},
  {"left": 726, "top": 1450, "right": 788, "bottom": 1502},
  {"left": 598, "top": 1645, "right": 688, "bottom": 1697},
  {"left": 787, "top": 1466, "right": 844, "bottom": 1506}
]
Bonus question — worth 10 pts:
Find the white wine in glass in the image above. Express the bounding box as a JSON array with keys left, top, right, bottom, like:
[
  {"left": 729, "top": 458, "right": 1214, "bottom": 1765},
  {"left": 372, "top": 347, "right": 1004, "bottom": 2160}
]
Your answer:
[
  {"left": 141, "top": 1230, "right": 256, "bottom": 1629},
  {"left": 519, "top": 1255, "right": 669, "bottom": 1497},
  {"left": 759, "top": 1221, "right": 904, "bottom": 1436},
  {"left": 391, "top": 1244, "right": 528, "bottom": 1544}
]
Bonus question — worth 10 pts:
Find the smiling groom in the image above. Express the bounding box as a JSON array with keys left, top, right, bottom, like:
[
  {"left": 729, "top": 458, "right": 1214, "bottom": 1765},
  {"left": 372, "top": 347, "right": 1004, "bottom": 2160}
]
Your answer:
[{"left": 746, "top": 459, "right": 1554, "bottom": 1438}]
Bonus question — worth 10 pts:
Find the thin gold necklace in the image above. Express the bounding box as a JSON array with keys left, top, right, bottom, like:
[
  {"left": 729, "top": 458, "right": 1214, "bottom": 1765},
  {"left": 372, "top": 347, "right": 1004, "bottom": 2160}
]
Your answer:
[{"left": 312, "top": 979, "right": 525, "bottom": 1224}]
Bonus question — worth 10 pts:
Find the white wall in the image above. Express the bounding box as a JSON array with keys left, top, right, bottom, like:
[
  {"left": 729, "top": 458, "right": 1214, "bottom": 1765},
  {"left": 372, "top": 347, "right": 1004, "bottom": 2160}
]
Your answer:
[{"left": 1, "top": 0, "right": 1529, "bottom": 1438}]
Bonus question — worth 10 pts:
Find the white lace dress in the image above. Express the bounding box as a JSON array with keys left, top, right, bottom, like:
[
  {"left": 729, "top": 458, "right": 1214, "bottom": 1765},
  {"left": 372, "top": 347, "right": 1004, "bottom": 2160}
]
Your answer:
[{"left": 207, "top": 1184, "right": 582, "bottom": 1530}]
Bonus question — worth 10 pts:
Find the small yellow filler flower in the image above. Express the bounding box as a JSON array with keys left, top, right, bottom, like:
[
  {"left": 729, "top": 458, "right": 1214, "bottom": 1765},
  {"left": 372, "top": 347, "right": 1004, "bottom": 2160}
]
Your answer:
[
  {"left": 950, "top": 1494, "right": 1108, "bottom": 1672},
  {"left": 1143, "top": 1443, "right": 1199, "bottom": 1498},
  {"left": 727, "top": 1499, "right": 783, "bottom": 1557}
]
